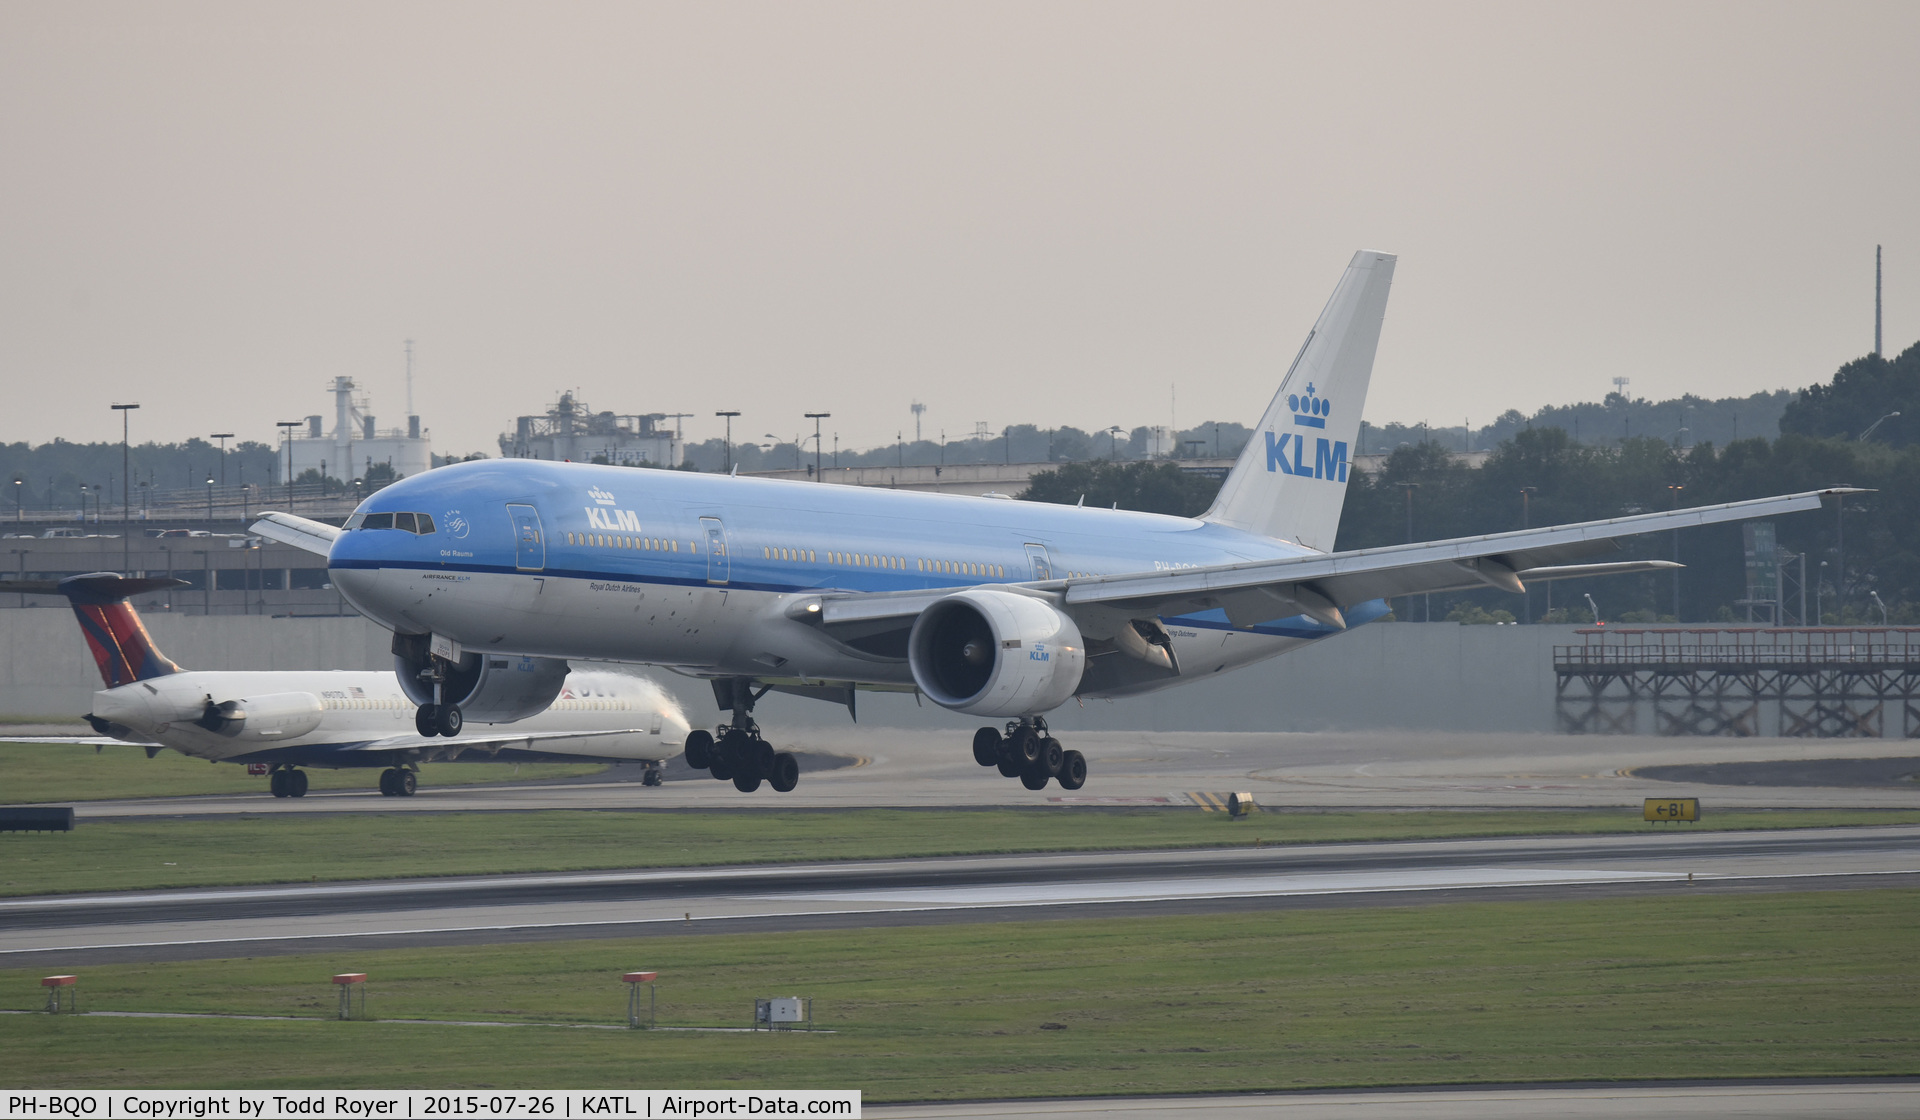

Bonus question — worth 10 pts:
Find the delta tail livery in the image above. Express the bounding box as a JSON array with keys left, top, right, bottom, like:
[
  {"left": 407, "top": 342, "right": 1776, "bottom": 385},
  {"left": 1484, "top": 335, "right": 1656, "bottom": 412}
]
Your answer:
[
  {"left": 15, "top": 573, "right": 689, "bottom": 797},
  {"left": 254, "top": 251, "right": 1849, "bottom": 795}
]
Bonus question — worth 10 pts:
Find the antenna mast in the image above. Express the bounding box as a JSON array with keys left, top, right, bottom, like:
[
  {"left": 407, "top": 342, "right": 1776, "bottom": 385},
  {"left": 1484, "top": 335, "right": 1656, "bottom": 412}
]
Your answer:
[{"left": 1876, "top": 245, "right": 1883, "bottom": 358}]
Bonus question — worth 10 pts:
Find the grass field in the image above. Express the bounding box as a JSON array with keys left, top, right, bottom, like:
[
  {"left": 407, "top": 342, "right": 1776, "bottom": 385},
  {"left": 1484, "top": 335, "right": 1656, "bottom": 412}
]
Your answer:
[
  {"left": 4, "top": 806, "right": 1920, "bottom": 898},
  {"left": 2, "top": 889, "right": 1915, "bottom": 1094},
  {"left": 0, "top": 741, "right": 607, "bottom": 801}
]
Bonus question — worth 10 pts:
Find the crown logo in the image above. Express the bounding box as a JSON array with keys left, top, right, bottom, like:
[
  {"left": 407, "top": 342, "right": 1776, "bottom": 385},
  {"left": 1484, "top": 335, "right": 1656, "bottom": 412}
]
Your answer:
[
  {"left": 587, "top": 486, "right": 618, "bottom": 506},
  {"left": 1289, "top": 382, "right": 1329, "bottom": 429}
]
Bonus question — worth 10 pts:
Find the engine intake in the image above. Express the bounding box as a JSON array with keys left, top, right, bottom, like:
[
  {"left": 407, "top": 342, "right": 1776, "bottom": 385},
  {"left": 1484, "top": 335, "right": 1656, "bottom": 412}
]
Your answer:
[
  {"left": 393, "top": 634, "right": 570, "bottom": 724},
  {"left": 908, "top": 590, "right": 1085, "bottom": 717}
]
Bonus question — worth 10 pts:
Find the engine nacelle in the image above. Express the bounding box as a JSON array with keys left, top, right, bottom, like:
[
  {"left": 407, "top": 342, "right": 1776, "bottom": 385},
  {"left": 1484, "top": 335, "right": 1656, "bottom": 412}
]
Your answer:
[
  {"left": 195, "top": 692, "right": 324, "bottom": 741},
  {"left": 908, "top": 590, "right": 1085, "bottom": 717},
  {"left": 394, "top": 640, "right": 570, "bottom": 724}
]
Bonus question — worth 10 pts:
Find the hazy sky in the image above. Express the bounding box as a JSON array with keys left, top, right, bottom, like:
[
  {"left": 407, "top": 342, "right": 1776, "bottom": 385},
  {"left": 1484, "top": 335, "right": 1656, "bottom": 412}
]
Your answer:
[{"left": 4, "top": 2, "right": 1916, "bottom": 456}]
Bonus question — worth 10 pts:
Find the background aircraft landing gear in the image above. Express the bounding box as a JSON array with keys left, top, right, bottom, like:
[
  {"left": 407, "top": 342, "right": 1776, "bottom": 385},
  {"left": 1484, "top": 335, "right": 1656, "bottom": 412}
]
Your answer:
[
  {"left": 378, "top": 768, "right": 417, "bottom": 797},
  {"left": 974, "top": 718, "right": 1085, "bottom": 791},
  {"left": 269, "top": 767, "right": 309, "bottom": 798}
]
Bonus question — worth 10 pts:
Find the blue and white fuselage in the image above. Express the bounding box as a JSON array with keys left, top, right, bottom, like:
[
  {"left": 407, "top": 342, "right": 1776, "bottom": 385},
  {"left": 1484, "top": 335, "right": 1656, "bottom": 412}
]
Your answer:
[{"left": 326, "top": 460, "right": 1382, "bottom": 693}]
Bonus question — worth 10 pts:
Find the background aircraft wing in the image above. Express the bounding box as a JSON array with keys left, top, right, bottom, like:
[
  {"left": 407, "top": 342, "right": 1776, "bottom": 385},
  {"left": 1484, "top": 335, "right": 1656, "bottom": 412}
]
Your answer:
[
  {"left": 250, "top": 512, "right": 340, "bottom": 556},
  {"left": 1061, "top": 488, "right": 1852, "bottom": 629},
  {"left": 333, "top": 727, "right": 662, "bottom": 753}
]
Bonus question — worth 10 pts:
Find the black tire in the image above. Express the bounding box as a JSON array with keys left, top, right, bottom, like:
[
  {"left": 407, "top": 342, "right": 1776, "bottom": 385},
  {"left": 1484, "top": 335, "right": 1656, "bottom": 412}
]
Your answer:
[
  {"left": 398, "top": 769, "right": 417, "bottom": 797},
  {"left": 752, "top": 738, "right": 776, "bottom": 777},
  {"left": 415, "top": 705, "right": 438, "bottom": 737},
  {"left": 972, "top": 727, "right": 1002, "bottom": 767},
  {"left": 378, "top": 769, "right": 396, "bottom": 796},
  {"left": 1038, "top": 737, "right": 1065, "bottom": 777},
  {"left": 435, "top": 704, "right": 463, "bottom": 737},
  {"left": 769, "top": 752, "right": 799, "bottom": 793},
  {"left": 270, "top": 770, "right": 290, "bottom": 798},
  {"left": 996, "top": 754, "right": 1023, "bottom": 778},
  {"left": 642, "top": 768, "right": 663, "bottom": 787},
  {"left": 1058, "top": 750, "right": 1087, "bottom": 791},
  {"left": 1009, "top": 727, "right": 1041, "bottom": 765},
  {"left": 709, "top": 755, "right": 735, "bottom": 780},
  {"left": 683, "top": 729, "right": 714, "bottom": 770},
  {"left": 1019, "top": 766, "right": 1051, "bottom": 791},
  {"left": 733, "top": 770, "right": 763, "bottom": 793},
  {"left": 289, "top": 770, "right": 309, "bottom": 798}
]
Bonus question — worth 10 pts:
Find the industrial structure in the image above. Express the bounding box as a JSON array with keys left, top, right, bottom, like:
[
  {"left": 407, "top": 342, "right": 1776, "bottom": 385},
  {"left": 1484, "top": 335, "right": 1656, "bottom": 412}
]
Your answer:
[
  {"left": 286, "top": 376, "right": 431, "bottom": 484},
  {"left": 1556, "top": 627, "right": 1920, "bottom": 738},
  {"left": 498, "top": 392, "right": 683, "bottom": 467}
]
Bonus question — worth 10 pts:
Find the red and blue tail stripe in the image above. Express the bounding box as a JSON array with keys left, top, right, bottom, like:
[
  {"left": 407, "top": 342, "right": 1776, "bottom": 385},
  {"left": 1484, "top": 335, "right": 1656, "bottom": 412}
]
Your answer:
[{"left": 9, "top": 573, "right": 187, "bottom": 688}]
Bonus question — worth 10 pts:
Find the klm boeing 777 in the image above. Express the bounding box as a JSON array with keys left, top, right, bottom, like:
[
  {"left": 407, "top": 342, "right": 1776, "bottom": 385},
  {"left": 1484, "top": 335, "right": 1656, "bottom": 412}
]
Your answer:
[{"left": 255, "top": 251, "right": 1847, "bottom": 795}]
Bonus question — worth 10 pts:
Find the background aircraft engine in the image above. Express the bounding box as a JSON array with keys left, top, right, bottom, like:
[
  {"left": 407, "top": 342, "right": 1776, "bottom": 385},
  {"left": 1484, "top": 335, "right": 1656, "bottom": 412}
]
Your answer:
[
  {"left": 908, "top": 590, "right": 1085, "bottom": 717},
  {"left": 393, "top": 646, "right": 570, "bottom": 724},
  {"left": 194, "top": 692, "right": 324, "bottom": 741}
]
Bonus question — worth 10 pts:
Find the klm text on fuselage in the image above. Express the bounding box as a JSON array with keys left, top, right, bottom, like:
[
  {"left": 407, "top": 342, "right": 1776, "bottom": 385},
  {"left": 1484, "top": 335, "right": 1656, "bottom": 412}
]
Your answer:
[{"left": 1264, "top": 432, "right": 1348, "bottom": 481}]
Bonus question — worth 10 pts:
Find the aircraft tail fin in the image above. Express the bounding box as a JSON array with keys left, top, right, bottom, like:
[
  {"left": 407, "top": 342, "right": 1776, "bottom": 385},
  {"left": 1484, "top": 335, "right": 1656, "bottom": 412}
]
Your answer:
[
  {"left": 12, "top": 573, "right": 188, "bottom": 688},
  {"left": 1200, "top": 250, "right": 1396, "bottom": 549}
]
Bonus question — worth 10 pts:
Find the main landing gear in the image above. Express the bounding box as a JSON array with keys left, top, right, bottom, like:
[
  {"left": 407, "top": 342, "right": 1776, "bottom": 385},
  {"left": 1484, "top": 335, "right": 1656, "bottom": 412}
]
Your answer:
[
  {"left": 268, "top": 766, "right": 310, "bottom": 798},
  {"left": 684, "top": 721, "right": 801, "bottom": 794},
  {"left": 685, "top": 678, "right": 800, "bottom": 794},
  {"left": 378, "top": 767, "right": 418, "bottom": 797},
  {"left": 973, "top": 717, "right": 1087, "bottom": 791},
  {"left": 413, "top": 702, "right": 463, "bottom": 738}
]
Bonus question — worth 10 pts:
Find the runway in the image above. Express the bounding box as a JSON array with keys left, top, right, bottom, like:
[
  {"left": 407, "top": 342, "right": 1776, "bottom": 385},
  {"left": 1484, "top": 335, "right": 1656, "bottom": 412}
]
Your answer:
[
  {"left": 4, "top": 825, "right": 1915, "bottom": 965},
  {"left": 37, "top": 729, "right": 1920, "bottom": 818}
]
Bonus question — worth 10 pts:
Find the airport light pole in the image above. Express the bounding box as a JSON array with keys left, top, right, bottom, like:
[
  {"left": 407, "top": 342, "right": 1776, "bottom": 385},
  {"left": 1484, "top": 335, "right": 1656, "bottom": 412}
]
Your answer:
[
  {"left": 1859, "top": 411, "right": 1900, "bottom": 442},
  {"left": 1106, "top": 426, "right": 1123, "bottom": 461},
  {"left": 276, "top": 422, "right": 301, "bottom": 512},
  {"left": 805, "top": 413, "right": 830, "bottom": 481},
  {"left": 206, "top": 475, "right": 215, "bottom": 525},
  {"left": 112, "top": 403, "right": 138, "bottom": 572},
  {"left": 1401, "top": 482, "right": 1421, "bottom": 620},
  {"left": 715, "top": 412, "right": 740, "bottom": 473},
  {"left": 1667, "top": 484, "right": 1684, "bottom": 620},
  {"left": 211, "top": 433, "right": 234, "bottom": 487},
  {"left": 13, "top": 477, "right": 21, "bottom": 523}
]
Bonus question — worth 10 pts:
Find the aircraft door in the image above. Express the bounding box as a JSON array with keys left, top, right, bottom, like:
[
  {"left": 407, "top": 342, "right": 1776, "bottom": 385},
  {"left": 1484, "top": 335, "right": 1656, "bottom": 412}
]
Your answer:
[
  {"left": 507, "top": 504, "right": 545, "bottom": 571},
  {"left": 1024, "top": 543, "right": 1054, "bottom": 581},
  {"left": 701, "top": 517, "right": 730, "bottom": 585}
]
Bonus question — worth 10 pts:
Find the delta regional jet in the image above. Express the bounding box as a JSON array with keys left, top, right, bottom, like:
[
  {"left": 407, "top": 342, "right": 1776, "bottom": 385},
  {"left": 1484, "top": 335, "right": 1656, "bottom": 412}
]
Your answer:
[
  {"left": 254, "top": 251, "right": 1847, "bottom": 795},
  {"left": 15, "top": 573, "right": 690, "bottom": 797}
]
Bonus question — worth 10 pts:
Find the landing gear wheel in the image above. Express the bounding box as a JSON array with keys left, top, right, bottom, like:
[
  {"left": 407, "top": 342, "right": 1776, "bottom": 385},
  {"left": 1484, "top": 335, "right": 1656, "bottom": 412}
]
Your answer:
[
  {"left": 397, "top": 769, "right": 417, "bottom": 797},
  {"left": 641, "top": 767, "right": 664, "bottom": 787},
  {"left": 1008, "top": 727, "right": 1042, "bottom": 766},
  {"left": 415, "top": 705, "right": 439, "bottom": 737},
  {"left": 379, "top": 769, "right": 398, "bottom": 796},
  {"left": 996, "top": 753, "right": 1023, "bottom": 778},
  {"left": 289, "top": 770, "right": 309, "bottom": 798},
  {"left": 972, "top": 727, "right": 1002, "bottom": 767},
  {"left": 1019, "top": 766, "right": 1051, "bottom": 791},
  {"left": 683, "top": 729, "right": 714, "bottom": 770},
  {"left": 434, "top": 704, "right": 463, "bottom": 737},
  {"left": 1037, "top": 737, "right": 1065, "bottom": 777},
  {"left": 769, "top": 752, "right": 799, "bottom": 793},
  {"left": 751, "top": 739, "right": 776, "bottom": 777},
  {"left": 1057, "top": 750, "right": 1087, "bottom": 791},
  {"left": 732, "top": 770, "right": 763, "bottom": 793},
  {"left": 270, "top": 770, "right": 291, "bottom": 798}
]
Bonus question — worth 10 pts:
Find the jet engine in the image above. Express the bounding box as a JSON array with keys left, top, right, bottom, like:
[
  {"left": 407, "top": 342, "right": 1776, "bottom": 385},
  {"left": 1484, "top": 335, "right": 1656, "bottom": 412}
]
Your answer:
[
  {"left": 907, "top": 590, "right": 1085, "bottom": 717},
  {"left": 393, "top": 639, "right": 570, "bottom": 724},
  {"left": 194, "top": 692, "right": 325, "bottom": 741}
]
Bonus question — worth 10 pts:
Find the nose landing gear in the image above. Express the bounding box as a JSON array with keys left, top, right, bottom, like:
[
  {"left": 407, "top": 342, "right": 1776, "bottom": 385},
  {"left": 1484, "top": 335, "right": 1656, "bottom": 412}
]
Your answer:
[{"left": 973, "top": 717, "right": 1085, "bottom": 791}]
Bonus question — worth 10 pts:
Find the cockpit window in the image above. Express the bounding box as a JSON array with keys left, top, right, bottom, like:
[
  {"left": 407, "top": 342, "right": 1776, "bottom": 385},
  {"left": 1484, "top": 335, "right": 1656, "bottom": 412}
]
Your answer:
[
  {"left": 355, "top": 511, "right": 436, "bottom": 534},
  {"left": 344, "top": 513, "right": 366, "bottom": 530},
  {"left": 361, "top": 512, "right": 394, "bottom": 530},
  {"left": 394, "top": 512, "right": 417, "bottom": 534},
  {"left": 414, "top": 513, "right": 435, "bottom": 535}
]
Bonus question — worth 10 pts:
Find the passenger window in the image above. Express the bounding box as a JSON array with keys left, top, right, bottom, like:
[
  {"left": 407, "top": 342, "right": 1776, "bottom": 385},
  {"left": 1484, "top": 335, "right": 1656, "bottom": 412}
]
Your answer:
[
  {"left": 362, "top": 513, "right": 393, "bottom": 530},
  {"left": 394, "top": 512, "right": 417, "bottom": 534},
  {"left": 415, "top": 513, "right": 435, "bottom": 535}
]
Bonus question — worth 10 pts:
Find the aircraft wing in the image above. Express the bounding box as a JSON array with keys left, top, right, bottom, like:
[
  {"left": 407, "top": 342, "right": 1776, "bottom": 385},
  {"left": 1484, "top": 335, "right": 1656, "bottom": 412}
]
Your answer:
[
  {"left": 333, "top": 727, "right": 661, "bottom": 753},
  {"left": 805, "top": 488, "right": 1849, "bottom": 634},
  {"left": 1060, "top": 488, "right": 1851, "bottom": 628},
  {"left": 251, "top": 512, "right": 340, "bottom": 556}
]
